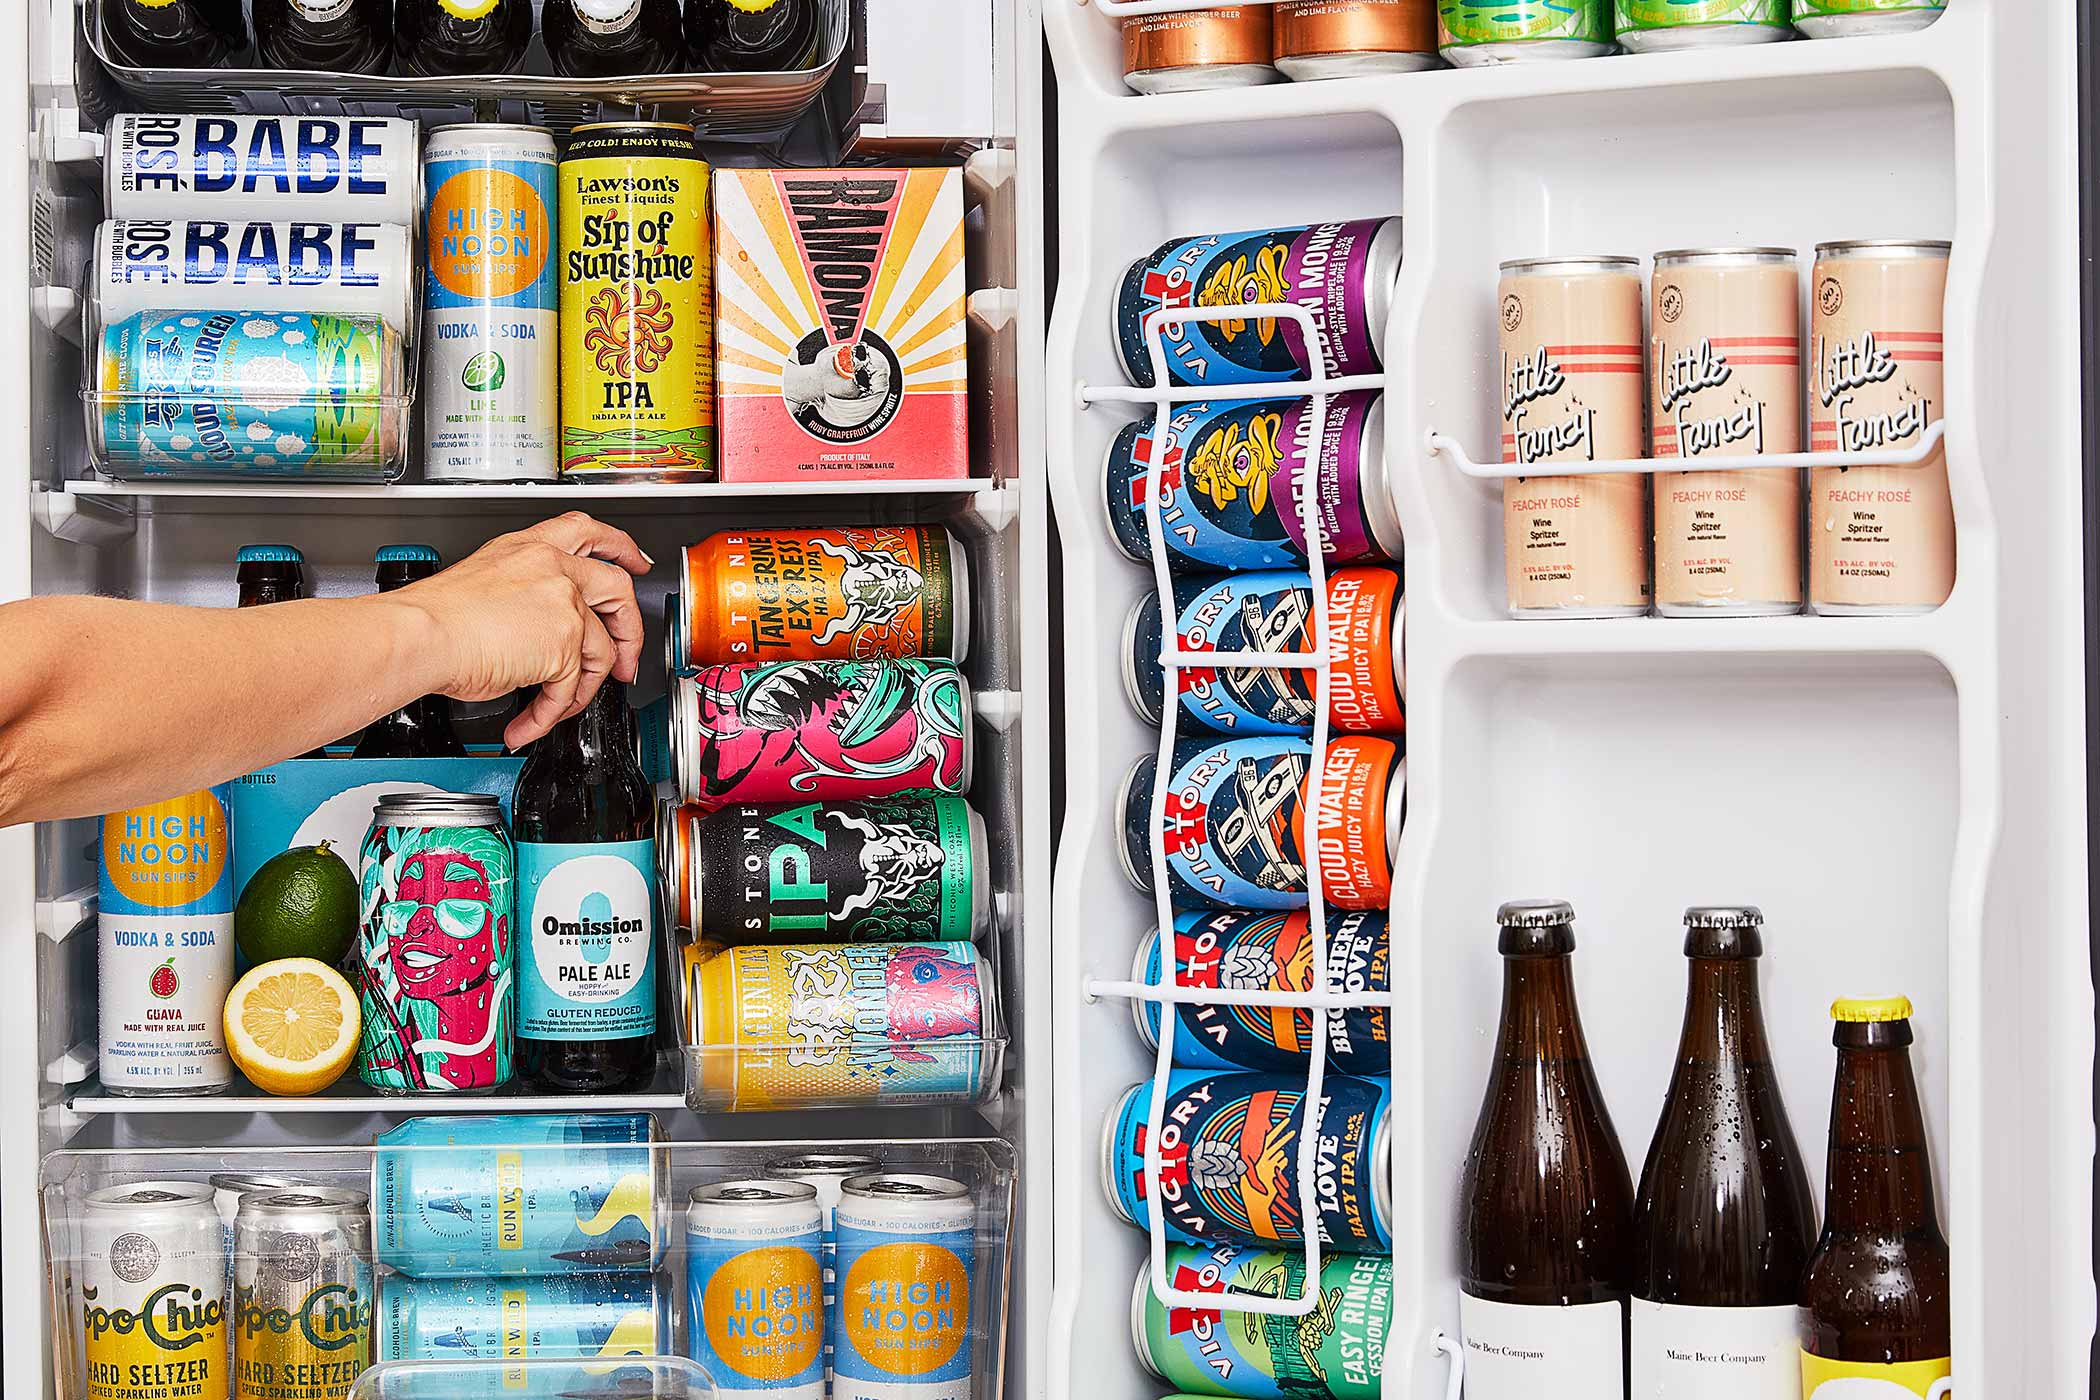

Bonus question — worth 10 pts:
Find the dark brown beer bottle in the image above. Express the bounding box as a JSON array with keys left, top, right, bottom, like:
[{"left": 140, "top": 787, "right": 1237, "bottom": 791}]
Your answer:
[
  {"left": 683, "top": 0, "right": 820, "bottom": 71},
  {"left": 98, "top": 0, "right": 247, "bottom": 69},
  {"left": 352, "top": 546, "right": 467, "bottom": 759},
  {"left": 236, "top": 546, "right": 327, "bottom": 759},
  {"left": 1798, "top": 996, "right": 1951, "bottom": 1398},
  {"left": 395, "top": 0, "right": 533, "bottom": 76},
  {"left": 1631, "top": 906, "right": 1817, "bottom": 1398},
  {"left": 1458, "top": 899, "right": 1634, "bottom": 1400},
  {"left": 253, "top": 0, "right": 391, "bottom": 74},
  {"left": 543, "top": 0, "right": 684, "bottom": 77}
]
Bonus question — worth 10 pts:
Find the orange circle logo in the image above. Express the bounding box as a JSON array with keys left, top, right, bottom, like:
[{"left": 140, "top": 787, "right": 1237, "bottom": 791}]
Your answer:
[
  {"left": 839, "top": 1243, "right": 969, "bottom": 1376},
  {"left": 102, "top": 792, "right": 229, "bottom": 909},
  {"left": 427, "top": 169, "right": 550, "bottom": 301},
  {"left": 701, "top": 1246, "right": 823, "bottom": 1380}
]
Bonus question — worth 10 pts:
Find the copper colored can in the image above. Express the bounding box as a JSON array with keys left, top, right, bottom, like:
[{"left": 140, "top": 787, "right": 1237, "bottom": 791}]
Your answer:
[
  {"left": 1276, "top": 0, "right": 1440, "bottom": 78},
  {"left": 1124, "top": 8, "right": 1279, "bottom": 94}
]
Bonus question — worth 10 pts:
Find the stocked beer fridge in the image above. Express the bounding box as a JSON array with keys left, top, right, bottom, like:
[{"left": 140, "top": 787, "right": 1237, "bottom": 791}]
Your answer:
[{"left": 0, "top": 1, "right": 2095, "bottom": 1399}]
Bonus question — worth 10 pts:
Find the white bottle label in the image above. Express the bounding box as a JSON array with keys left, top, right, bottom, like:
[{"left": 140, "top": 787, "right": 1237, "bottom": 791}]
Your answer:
[
  {"left": 1460, "top": 1294, "right": 1624, "bottom": 1400},
  {"left": 1631, "top": 1298, "right": 1803, "bottom": 1399}
]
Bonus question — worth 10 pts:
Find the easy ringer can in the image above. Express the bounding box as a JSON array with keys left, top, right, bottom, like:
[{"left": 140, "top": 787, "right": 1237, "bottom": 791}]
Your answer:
[
  {"left": 832, "top": 1174, "right": 976, "bottom": 1400},
  {"left": 685, "top": 1181, "right": 826, "bottom": 1400}
]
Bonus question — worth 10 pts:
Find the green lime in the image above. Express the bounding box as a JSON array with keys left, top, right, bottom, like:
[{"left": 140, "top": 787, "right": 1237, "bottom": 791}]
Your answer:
[{"left": 236, "top": 841, "right": 359, "bottom": 967}]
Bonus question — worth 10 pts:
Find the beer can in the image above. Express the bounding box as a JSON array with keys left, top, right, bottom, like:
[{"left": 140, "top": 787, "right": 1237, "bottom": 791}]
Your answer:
[
  {"left": 212, "top": 1171, "right": 312, "bottom": 1356},
  {"left": 1116, "top": 219, "right": 1400, "bottom": 389},
  {"left": 81, "top": 1181, "right": 229, "bottom": 1400},
  {"left": 670, "top": 660, "right": 973, "bottom": 811},
  {"left": 92, "top": 310, "right": 406, "bottom": 481},
  {"left": 1807, "top": 239, "right": 1952, "bottom": 614},
  {"left": 559, "top": 123, "right": 715, "bottom": 481},
  {"left": 1103, "top": 392, "right": 1401, "bottom": 572},
  {"left": 420, "top": 124, "right": 559, "bottom": 483},
  {"left": 1615, "top": 0, "right": 1791, "bottom": 49},
  {"left": 1650, "top": 247, "right": 1802, "bottom": 615},
  {"left": 1131, "top": 1242, "right": 1392, "bottom": 1400},
  {"left": 1103, "top": 1070, "right": 1392, "bottom": 1252},
  {"left": 1122, "top": 567, "right": 1405, "bottom": 737},
  {"left": 1436, "top": 0, "right": 1613, "bottom": 62},
  {"left": 661, "top": 796, "right": 990, "bottom": 944},
  {"left": 689, "top": 942, "right": 997, "bottom": 1109},
  {"left": 94, "top": 221, "right": 416, "bottom": 335},
  {"left": 1123, "top": 9, "right": 1278, "bottom": 93},
  {"left": 376, "top": 1272, "right": 670, "bottom": 1363},
  {"left": 371, "top": 1112, "right": 666, "bottom": 1277},
  {"left": 1499, "top": 255, "right": 1650, "bottom": 616},
  {"left": 764, "top": 1152, "right": 885, "bottom": 1385},
  {"left": 1794, "top": 0, "right": 1941, "bottom": 38},
  {"left": 98, "top": 785, "right": 236, "bottom": 1094},
  {"left": 832, "top": 1174, "right": 976, "bottom": 1400},
  {"left": 1275, "top": 0, "right": 1440, "bottom": 78},
  {"left": 105, "top": 115, "right": 422, "bottom": 225},
  {"left": 354, "top": 792, "right": 515, "bottom": 1094},
  {"left": 1132, "top": 909, "right": 1391, "bottom": 1075},
  {"left": 1118, "top": 735, "right": 1403, "bottom": 911},
  {"left": 232, "top": 1187, "right": 374, "bottom": 1400},
  {"left": 684, "top": 1181, "right": 825, "bottom": 1400},
  {"left": 677, "top": 526, "right": 970, "bottom": 666}
]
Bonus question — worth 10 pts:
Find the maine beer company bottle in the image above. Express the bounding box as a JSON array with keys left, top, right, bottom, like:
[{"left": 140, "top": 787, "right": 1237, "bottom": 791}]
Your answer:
[
  {"left": 1458, "top": 899, "right": 1633, "bottom": 1400},
  {"left": 98, "top": 0, "right": 246, "bottom": 68},
  {"left": 684, "top": 0, "right": 820, "bottom": 70},
  {"left": 354, "top": 546, "right": 467, "bottom": 759},
  {"left": 1631, "top": 907, "right": 1816, "bottom": 1398},
  {"left": 514, "top": 681, "right": 660, "bottom": 1093},
  {"left": 1799, "top": 997, "right": 1951, "bottom": 1398},
  {"left": 395, "top": 0, "right": 533, "bottom": 75},
  {"left": 543, "top": 0, "right": 685, "bottom": 77},
  {"left": 253, "top": 0, "right": 391, "bottom": 72}
]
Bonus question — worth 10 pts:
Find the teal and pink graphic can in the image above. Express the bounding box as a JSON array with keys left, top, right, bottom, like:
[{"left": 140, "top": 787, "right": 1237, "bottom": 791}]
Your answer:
[
  {"left": 1437, "top": 0, "right": 1613, "bottom": 62},
  {"left": 1792, "top": 0, "right": 1940, "bottom": 37},
  {"left": 1615, "top": 0, "right": 1789, "bottom": 46}
]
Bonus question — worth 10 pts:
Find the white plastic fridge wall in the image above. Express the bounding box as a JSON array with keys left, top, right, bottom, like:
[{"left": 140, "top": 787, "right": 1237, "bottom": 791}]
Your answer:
[{"left": 1044, "top": 4, "right": 2093, "bottom": 1399}]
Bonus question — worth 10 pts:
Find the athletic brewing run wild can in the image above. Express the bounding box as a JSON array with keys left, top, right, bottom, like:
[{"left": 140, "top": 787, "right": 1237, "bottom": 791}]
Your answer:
[
  {"left": 82, "top": 1182, "right": 228, "bottom": 1400},
  {"left": 678, "top": 527, "right": 969, "bottom": 666},
  {"left": 1793, "top": 0, "right": 1940, "bottom": 38},
  {"left": 105, "top": 115, "right": 421, "bottom": 224},
  {"left": 1437, "top": 0, "right": 1612, "bottom": 62},
  {"left": 94, "top": 220, "right": 415, "bottom": 334},
  {"left": 559, "top": 123, "right": 715, "bottom": 481},
  {"left": 98, "top": 786, "right": 236, "bottom": 1094},
  {"left": 420, "top": 124, "right": 558, "bottom": 482},
  {"left": 372, "top": 1112, "right": 665, "bottom": 1277},
  {"left": 376, "top": 1272, "right": 669, "bottom": 1363},
  {"left": 660, "top": 796, "right": 990, "bottom": 943},
  {"left": 1615, "top": 0, "right": 1791, "bottom": 49},
  {"left": 1115, "top": 219, "right": 1401, "bottom": 388},
  {"left": 685, "top": 1181, "right": 826, "bottom": 1400},
  {"left": 832, "top": 1175, "right": 976, "bottom": 1400},
  {"left": 1133, "top": 1243, "right": 1393, "bottom": 1400},
  {"left": 1133, "top": 909, "right": 1391, "bottom": 1075},
  {"left": 232, "top": 1188, "right": 373, "bottom": 1400}
]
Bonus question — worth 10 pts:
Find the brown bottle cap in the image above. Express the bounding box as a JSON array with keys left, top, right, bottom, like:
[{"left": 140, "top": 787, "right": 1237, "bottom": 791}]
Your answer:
[{"left": 1683, "top": 905, "right": 1764, "bottom": 958}]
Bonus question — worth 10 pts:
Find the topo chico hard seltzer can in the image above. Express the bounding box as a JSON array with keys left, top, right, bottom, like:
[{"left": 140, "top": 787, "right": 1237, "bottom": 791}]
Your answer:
[
  {"left": 82, "top": 1181, "right": 229, "bottom": 1400},
  {"left": 232, "top": 1187, "right": 374, "bottom": 1400}
]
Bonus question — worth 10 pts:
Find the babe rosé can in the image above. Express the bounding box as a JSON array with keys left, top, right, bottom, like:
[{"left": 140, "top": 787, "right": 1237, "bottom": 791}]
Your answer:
[
  {"left": 1123, "top": 8, "right": 1279, "bottom": 93},
  {"left": 1275, "top": 0, "right": 1440, "bottom": 79},
  {"left": 1650, "top": 247, "right": 1802, "bottom": 615},
  {"left": 1807, "top": 240, "right": 1952, "bottom": 614},
  {"left": 1499, "top": 255, "right": 1650, "bottom": 617}
]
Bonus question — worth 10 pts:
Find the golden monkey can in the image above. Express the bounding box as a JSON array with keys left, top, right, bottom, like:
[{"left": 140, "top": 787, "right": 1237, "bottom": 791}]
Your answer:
[{"left": 559, "top": 123, "right": 714, "bottom": 482}]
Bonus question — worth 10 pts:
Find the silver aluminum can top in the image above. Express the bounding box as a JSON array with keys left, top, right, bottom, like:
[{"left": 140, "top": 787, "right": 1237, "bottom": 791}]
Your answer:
[
  {"left": 1500, "top": 254, "right": 1639, "bottom": 275},
  {"left": 372, "top": 791, "right": 502, "bottom": 828},
  {"left": 1653, "top": 246, "right": 1798, "bottom": 266},
  {"left": 1813, "top": 239, "right": 1952, "bottom": 259}
]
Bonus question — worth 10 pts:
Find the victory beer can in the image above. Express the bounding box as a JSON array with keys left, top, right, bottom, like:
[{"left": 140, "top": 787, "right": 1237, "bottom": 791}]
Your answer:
[
  {"left": 372, "top": 1112, "right": 666, "bottom": 1277},
  {"left": 1275, "top": 0, "right": 1440, "bottom": 78},
  {"left": 81, "top": 1182, "right": 229, "bottom": 1400},
  {"left": 1104, "top": 1070, "right": 1393, "bottom": 1252},
  {"left": 1118, "top": 735, "right": 1403, "bottom": 911},
  {"left": 1115, "top": 219, "right": 1401, "bottom": 388},
  {"left": 94, "top": 220, "right": 416, "bottom": 335},
  {"left": 376, "top": 1272, "right": 670, "bottom": 1364},
  {"left": 1615, "top": 0, "right": 1791, "bottom": 49},
  {"left": 1103, "top": 392, "right": 1401, "bottom": 572},
  {"left": 105, "top": 115, "right": 421, "bottom": 224},
  {"left": 685, "top": 1181, "right": 826, "bottom": 1400},
  {"left": 670, "top": 660, "right": 972, "bottom": 811},
  {"left": 832, "top": 1174, "right": 976, "bottom": 1400},
  {"left": 231, "top": 1188, "right": 374, "bottom": 1400},
  {"left": 1437, "top": 0, "right": 1612, "bottom": 61},
  {"left": 1122, "top": 8, "right": 1278, "bottom": 94},
  {"left": 1123, "top": 566, "right": 1404, "bottom": 737},
  {"left": 659, "top": 795, "right": 991, "bottom": 943},
  {"left": 1133, "top": 909, "right": 1391, "bottom": 1075},
  {"left": 1794, "top": 0, "right": 1941, "bottom": 38}
]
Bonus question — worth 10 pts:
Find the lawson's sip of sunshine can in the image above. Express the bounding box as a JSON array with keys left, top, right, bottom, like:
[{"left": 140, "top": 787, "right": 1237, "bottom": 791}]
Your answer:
[
  {"left": 105, "top": 115, "right": 421, "bottom": 224},
  {"left": 81, "top": 1182, "right": 229, "bottom": 1400},
  {"left": 94, "top": 220, "right": 416, "bottom": 334},
  {"left": 420, "top": 124, "right": 558, "bottom": 482},
  {"left": 1436, "top": 0, "right": 1612, "bottom": 62},
  {"left": 371, "top": 1112, "right": 665, "bottom": 1277},
  {"left": 376, "top": 1271, "right": 670, "bottom": 1364},
  {"left": 832, "top": 1174, "right": 976, "bottom": 1400},
  {"left": 685, "top": 1181, "right": 826, "bottom": 1400},
  {"left": 1614, "top": 0, "right": 1791, "bottom": 49},
  {"left": 232, "top": 1187, "right": 374, "bottom": 1400}
]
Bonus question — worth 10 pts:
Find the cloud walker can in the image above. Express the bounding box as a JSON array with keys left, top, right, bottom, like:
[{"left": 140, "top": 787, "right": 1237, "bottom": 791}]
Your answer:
[
  {"left": 81, "top": 1181, "right": 228, "bottom": 1400},
  {"left": 1438, "top": 0, "right": 1612, "bottom": 62},
  {"left": 1794, "top": 0, "right": 1940, "bottom": 38},
  {"left": 231, "top": 1188, "right": 373, "bottom": 1400},
  {"left": 686, "top": 1181, "right": 826, "bottom": 1400},
  {"left": 1615, "top": 0, "right": 1791, "bottom": 49},
  {"left": 420, "top": 124, "right": 558, "bottom": 482},
  {"left": 832, "top": 1174, "right": 976, "bottom": 1400}
]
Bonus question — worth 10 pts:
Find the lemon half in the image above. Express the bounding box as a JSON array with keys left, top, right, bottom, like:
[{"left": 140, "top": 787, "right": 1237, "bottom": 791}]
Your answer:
[{"left": 225, "top": 957, "right": 360, "bottom": 1096}]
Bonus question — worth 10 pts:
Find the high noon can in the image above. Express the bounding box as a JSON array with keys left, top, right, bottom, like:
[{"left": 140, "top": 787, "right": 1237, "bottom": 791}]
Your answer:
[
  {"left": 559, "top": 122, "right": 715, "bottom": 482},
  {"left": 1437, "top": 0, "right": 1612, "bottom": 62},
  {"left": 690, "top": 942, "right": 996, "bottom": 1110},
  {"left": 670, "top": 661, "right": 972, "bottom": 811},
  {"left": 1807, "top": 240, "right": 1952, "bottom": 613},
  {"left": 1133, "top": 909, "right": 1390, "bottom": 1075},
  {"left": 1275, "top": 0, "right": 1439, "bottom": 78},
  {"left": 686, "top": 1181, "right": 826, "bottom": 1400},
  {"left": 81, "top": 1181, "right": 229, "bottom": 1400},
  {"left": 660, "top": 796, "right": 990, "bottom": 943},
  {"left": 105, "top": 115, "right": 421, "bottom": 224},
  {"left": 1793, "top": 0, "right": 1940, "bottom": 37},
  {"left": 765, "top": 1152, "right": 885, "bottom": 1384},
  {"left": 1116, "top": 219, "right": 1401, "bottom": 389},
  {"left": 420, "top": 124, "right": 558, "bottom": 483},
  {"left": 678, "top": 526, "right": 969, "bottom": 665},
  {"left": 94, "top": 221, "right": 415, "bottom": 335},
  {"left": 1118, "top": 735, "right": 1403, "bottom": 911},
  {"left": 354, "top": 792, "right": 515, "bottom": 1094},
  {"left": 98, "top": 786, "right": 236, "bottom": 1094},
  {"left": 1105, "top": 1070, "right": 1392, "bottom": 1252},
  {"left": 1132, "top": 1243, "right": 1393, "bottom": 1400},
  {"left": 1615, "top": 0, "right": 1791, "bottom": 49},
  {"left": 1104, "top": 392, "right": 1401, "bottom": 572},
  {"left": 1122, "top": 9, "right": 1278, "bottom": 93},
  {"left": 372, "top": 1112, "right": 665, "bottom": 1277},
  {"left": 832, "top": 1174, "right": 976, "bottom": 1400},
  {"left": 1499, "top": 255, "right": 1650, "bottom": 617},
  {"left": 231, "top": 1188, "right": 373, "bottom": 1400},
  {"left": 1123, "top": 567, "right": 1405, "bottom": 737},
  {"left": 375, "top": 1272, "right": 670, "bottom": 1364}
]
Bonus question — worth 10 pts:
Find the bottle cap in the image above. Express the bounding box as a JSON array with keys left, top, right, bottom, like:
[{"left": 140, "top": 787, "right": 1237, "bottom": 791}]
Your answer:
[
  {"left": 1831, "top": 995, "right": 1913, "bottom": 1023},
  {"left": 375, "top": 544, "right": 442, "bottom": 564},
  {"left": 1684, "top": 905, "right": 1762, "bottom": 928},
  {"left": 236, "top": 544, "right": 304, "bottom": 564},
  {"left": 1497, "top": 898, "right": 1574, "bottom": 928}
]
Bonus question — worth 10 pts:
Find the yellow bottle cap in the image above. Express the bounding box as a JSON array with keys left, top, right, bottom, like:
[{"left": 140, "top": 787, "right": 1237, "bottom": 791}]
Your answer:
[{"left": 1831, "top": 995, "right": 1914, "bottom": 1023}]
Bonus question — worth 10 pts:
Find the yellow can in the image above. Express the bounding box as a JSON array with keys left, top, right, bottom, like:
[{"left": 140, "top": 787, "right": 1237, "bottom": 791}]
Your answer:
[{"left": 558, "top": 122, "right": 714, "bottom": 481}]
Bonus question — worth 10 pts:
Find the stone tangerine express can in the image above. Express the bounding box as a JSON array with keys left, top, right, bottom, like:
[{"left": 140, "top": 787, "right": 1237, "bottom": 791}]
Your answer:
[
  {"left": 832, "top": 1174, "right": 976, "bottom": 1400},
  {"left": 81, "top": 1181, "right": 228, "bottom": 1400},
  {"left": 686, "top": 1181, "right": 826, "bottom": 1400},
  {"left": 376, "top": 1272, "right": 669, "bottom": 1367}
]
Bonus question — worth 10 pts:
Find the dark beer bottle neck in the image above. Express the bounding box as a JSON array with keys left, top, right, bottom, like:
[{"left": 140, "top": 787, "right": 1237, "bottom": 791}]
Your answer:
[
  {"left": 552, "top": 683, "right": 629, "bottom": 772},
  {"left": 1678, "top": 958, "right": 1772, "bottom": 1067},
  {"left": 1497, "top": 952, "right": 1593, "bottom": 1063},
  {"left": 1824, "top": 1031, "right": 1940, "bottom": 1236}
]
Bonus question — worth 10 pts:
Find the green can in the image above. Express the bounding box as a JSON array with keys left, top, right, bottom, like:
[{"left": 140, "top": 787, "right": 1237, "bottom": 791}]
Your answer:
[
  {"left": 1793, "top": 0, "right": 1941, "bottom": 38},
  {"left": 1616, "top": 0, "right": 1790, "bottom": 48},
  {"left": 1437, "top": 0, "right": 1613, "bottom": 63}
]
